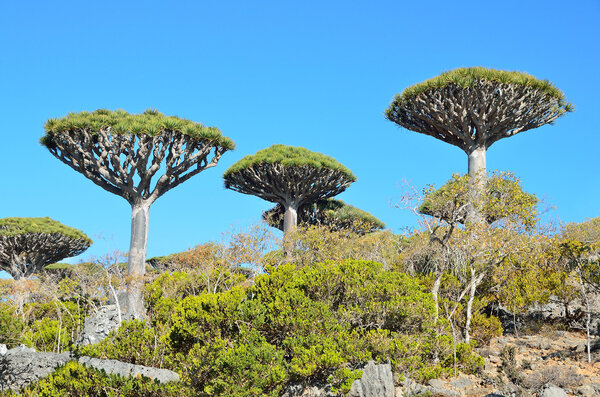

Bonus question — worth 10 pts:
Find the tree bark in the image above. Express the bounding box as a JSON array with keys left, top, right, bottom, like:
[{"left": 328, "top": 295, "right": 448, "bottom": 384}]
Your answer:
[
  {"left": 283, "top": 204, "right": 299, "bottom": 235},
  {"left": 125, "top": 202, "right": 150, "bottom": 319},
  {"left": 464, "top": 268, "right": 485, "bottom": 344},
  {"left": 467, "top": 146, "right": 487, "bottom": 224},
  {"left": 432, "top": 273, "right": 443, "bottom": 323},
  {"left": 283, "top": 203, "right": 299, "bottom": 259}
]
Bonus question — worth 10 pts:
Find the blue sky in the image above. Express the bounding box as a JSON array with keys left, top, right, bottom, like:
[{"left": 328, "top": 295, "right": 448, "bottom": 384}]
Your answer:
[{"left": 1, "top": 1, "right": 599, "bottom": 276}]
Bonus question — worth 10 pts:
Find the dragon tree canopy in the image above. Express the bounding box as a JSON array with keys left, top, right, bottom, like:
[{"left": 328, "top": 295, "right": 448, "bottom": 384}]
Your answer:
[
  {"left": 0, "top": 217, "right": 92, "bottom": 279},
  {"left": 224, "top": 144, "right": 356, "bottom": 234},
  {"left": 263, "top": 198, "right": 385, "bottom": 235},
  {"left": 385, "top": 67, "right": 573, "bottom": 154},
  {"left": 224, "top": 144, "right": 356, "bottom": 206},
  {"left": 41, "top": 108, "right": 234, "bottom": 319},
  {"left": 41, "top": 109, "right": 234, "bottom": 205}
]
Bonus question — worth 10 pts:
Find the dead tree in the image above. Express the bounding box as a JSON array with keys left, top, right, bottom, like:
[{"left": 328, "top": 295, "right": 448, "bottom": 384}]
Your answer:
[
  {"left": 41, "top": 109, "right": 234, "bottom": 318},
  {"left": 0, "top": 217, "right": 91, "bottom": 279},
  {"left": 386, "top": 67, "right": 572, "bottom": 221}
]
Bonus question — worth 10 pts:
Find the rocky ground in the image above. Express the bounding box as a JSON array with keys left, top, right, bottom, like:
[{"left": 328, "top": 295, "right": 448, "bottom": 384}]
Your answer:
[{"left": 396, "top": 330, "right": 600, "bottom": 397}]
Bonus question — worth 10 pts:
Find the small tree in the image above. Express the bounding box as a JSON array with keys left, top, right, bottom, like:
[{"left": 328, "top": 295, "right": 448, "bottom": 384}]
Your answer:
[
  {"left": 223, "top": 145, "right": 356, "bottom": 251},
  {"left": 419, "top": 172, "right": 538, "bottom": 228},
  {"left": 41, "top": 109, "right": 234, "bottom": 318},
  {"left": 0, "top": 217, "right": 91, "bottom": 279},
  {"left": 559, "top": 217, "right": 600, "bottom": 362},
  {"left": 386, "top": 67, "right": 572, "bottom": 221},
  {"left": 263, "top": 198, "right": 385, "bottom": 236}
]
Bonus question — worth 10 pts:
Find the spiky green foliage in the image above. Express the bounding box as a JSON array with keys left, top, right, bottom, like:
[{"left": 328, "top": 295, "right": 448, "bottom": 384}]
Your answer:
[
  {"left": 0, "top": 217, "right": 91, "bottom": 243},
  {"left": 223, "top": 144, "right": 355, "bottom": 180},
  {"left": 390, "top": 67, "right": 572, "bottom": 110},
  {"left": 0, "top": 217, "right": 92, "bottom": 279},
  {"left": 41, "top": 109, "right": 234, "bottom": 150},
  {"left": 263, "top": 199, "right": 385, "bottom": 235},
  {"left": 385, "top": 67, "right": 573, "bottom": 156}
]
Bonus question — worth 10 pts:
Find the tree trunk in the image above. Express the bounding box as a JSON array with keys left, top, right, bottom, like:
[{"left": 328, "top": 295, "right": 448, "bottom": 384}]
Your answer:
[
  {"left": 464, "top": 268, "right": 485, "bottom": 344},
  {"left": 431, "top": 272, "right": 443, "bottom": 323},
  {"left": 467, "top": 146, "right": 487, "bottom": 224},
  {"left": 125, "top": 202, "right": 150, "bottom": 319},
  {"left": 283, "top": 203, "right": 299, "bottom": 259}
]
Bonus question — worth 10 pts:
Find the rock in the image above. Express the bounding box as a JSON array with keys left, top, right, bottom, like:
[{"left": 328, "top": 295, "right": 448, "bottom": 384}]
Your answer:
[
  {"left": 0, "top": 346, "right": 179, "bottom": 390},
  {"left": 77, "top": 356, "right": 179, "bottom": 384},
  {"left": 538, "top": 384, "right": 568, "bottom": 397},
  {"left": 0, "top": 347, "right": 71, "bottom": 390},
  {"left": 449, "top": 376, "right": 472, "bottom": 390},
  {"left": 280, "top": 382, "right": 335, "bottom": 397},
  {"left": 429, "top": 387, "right": 459, "bottom": 397},
  {"left": 0, "top": 344, "right": 7, "bottom": 356},
  {"left": 575, "top": 384, "right": 597, "bottom": 397},
  {"left": 76, "top": 305, "right": 131, "bottom": 346},
  {"left": 400, "top": 377, "right": 429, "bottom": 396},
  {"left": 347, "top": 361, "right": 394, "bottom": 397},
  {"left": 428, "top": 378, "right": 447, "bottom": 389}
]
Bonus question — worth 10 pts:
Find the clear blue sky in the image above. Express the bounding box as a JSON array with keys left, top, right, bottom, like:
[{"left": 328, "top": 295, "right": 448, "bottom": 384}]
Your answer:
[{"left": 1, "top": 1, "right": 599, "bottom": 276}]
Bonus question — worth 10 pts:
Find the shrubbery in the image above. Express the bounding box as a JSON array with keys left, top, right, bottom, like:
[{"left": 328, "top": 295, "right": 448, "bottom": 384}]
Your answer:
[
  {"left": 74, "top": 260, "right": 483, "bottom": 396},
  {"left": 2, "top": 361, "right": 190, "bottom": 397}
]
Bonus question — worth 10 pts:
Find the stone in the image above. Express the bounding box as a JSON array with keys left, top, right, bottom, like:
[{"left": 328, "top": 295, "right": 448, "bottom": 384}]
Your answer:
[
  {"left": 429, "top": 387, "right": 460, "bottom": 397},
  {"left": 280, "top": 382, "right": 335, "bottom": 396},
  {"left": 428, "top": 378, "right": 447, "bottom": 389},
  {"left": 347, "top": 361, "right": 394, "bottom": 397},
  {"left": 0, "top": 347, "right": 71, "bottom": 390},
  {"left": 449, "top": 376, "right": 473, "bottom": 390},
  {"left": 76, "top": 305, "right": 132, "bottom": 346},
  {"left": 0, "top": 347, "right": 179, "bottom": 390},
  {"left": 0, "top": 344, "right": 7, "bottom": 356},
  {"left": 575, "top": 385, "right": 597, "bottom": 397},
  {"left": 538, "top": 384, "right": 568, "bottom": 397},
  {"left": 78, "top": 356, "right": 180, "bottom": 384}
]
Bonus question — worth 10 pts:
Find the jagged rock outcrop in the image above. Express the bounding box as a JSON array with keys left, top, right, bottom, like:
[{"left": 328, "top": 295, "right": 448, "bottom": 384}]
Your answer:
[
  {"left": 282, "top": 361, "right": 394, "bottom": 397},
  {"left": 76, "top": 304, "right": 131, "bottom": 346},
  {"left": 0, "top": 345, "right": 71, "bottom": 391},
  {"left": 347, "top": 361, "right": 394, "bottom": 397},
  {"left": 0, "top": 345, "right": 179, "bottom": 391},
  {"left": 77, "top": 356, "right": 179, "bottom": 384}
]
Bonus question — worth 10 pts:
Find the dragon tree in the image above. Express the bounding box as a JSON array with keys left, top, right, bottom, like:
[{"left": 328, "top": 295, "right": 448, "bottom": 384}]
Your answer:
[
  {"left": 386, "top": 67, "right": 572, "bottom": 221},
  {"left": 41, "top": 109, "right": 234, "bottom": 318},
  {"left": 223, "top": 145, "right": 356, "bottom": 252},
  {"left": 263, "top": 198, "right": 385, "bottom": 236},
  {"left": 0, "top": 217, "right": 92, "bottom": 279}
]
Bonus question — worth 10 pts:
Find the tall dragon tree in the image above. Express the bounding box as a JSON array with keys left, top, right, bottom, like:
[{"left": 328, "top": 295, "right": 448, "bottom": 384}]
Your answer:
[
  {"left": 385, "top": 67, "right": 572, "bottom": 221},
  {"left": 0, "top": 217, "right": 92, "bottom": 279},
  {"left": 41, "top": 109, "right": 234, "bottom": 318},
  {"left": 263, "top": 198, "right": 385, "bottom": 236},
  {"left": 223, "top": 145, "right": 356, "bottom": 251}
]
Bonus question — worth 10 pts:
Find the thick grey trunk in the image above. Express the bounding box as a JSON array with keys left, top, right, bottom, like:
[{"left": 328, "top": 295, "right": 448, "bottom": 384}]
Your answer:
[
  {"left": 125, "top": 202, "right": 150, "bottom": 319},
  {"left": 283, "top": 204, "right": 299, "bottom": 235},
  {"left": 283, "top": 203, "right": 299, "bottom": 259},
  {"left": 467, "top": 146, "right": 487, "bottom": 224}
]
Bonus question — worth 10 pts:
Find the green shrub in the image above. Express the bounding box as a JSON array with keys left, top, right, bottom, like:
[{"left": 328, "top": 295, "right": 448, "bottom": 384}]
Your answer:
[
  {"left": 6, "top": 361, "right": 190, "bottom": 397},
  {"left": 183, "top": 328, "right": 287, "bottom": 396},
  {"left": 0, "top": 305, "right": 24, "bottom": 348},
  {"left": 22, "top": 301, "right": 85, "bottom": 352},
  {"left": 79, "top": 320, "right": 172, "bottom": 369}
]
